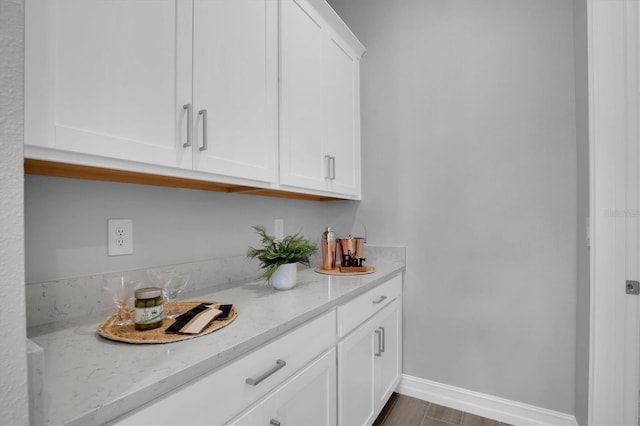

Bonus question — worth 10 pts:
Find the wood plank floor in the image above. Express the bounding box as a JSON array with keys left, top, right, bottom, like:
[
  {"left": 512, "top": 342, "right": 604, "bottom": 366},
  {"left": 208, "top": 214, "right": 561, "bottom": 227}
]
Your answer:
[{"left": 373, "top": 393, "right": 513, "bottom": 426}]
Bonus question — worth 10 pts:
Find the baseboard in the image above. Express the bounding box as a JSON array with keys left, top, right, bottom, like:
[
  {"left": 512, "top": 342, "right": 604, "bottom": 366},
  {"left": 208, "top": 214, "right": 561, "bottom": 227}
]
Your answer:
[{"left": 397, "top": 375, "right": 578, "bottom": 426}]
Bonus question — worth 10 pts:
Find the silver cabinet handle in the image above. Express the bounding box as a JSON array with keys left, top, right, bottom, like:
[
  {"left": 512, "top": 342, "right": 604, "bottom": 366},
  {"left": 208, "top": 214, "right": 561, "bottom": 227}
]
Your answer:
[
  {"left": 374, "top": 329, "right": 382, "bottom": 357},
  {"left": 372, "top": 295, "right": 387, "bottom": 305},
  {"left": 379, "top": 326, "right": 386, "bottom": 353},
  {"left": 245, "top": 359, "right": 286, "bottom": 386},
  {"left": 270, "top": 420, "right": 281, "bottom": 426},
  {"left": 183, "top": 104, "right": 192, "bottom": 148},
  {"left": 324, "top": 155, "right": 336, "bottom": 180},
  {"left": 330, "top": 156, "right": 336, "bottom": 180},
  {"left": 325, "top": 155, "right": 332, "bottom": 179},
  {"left": 199, "top": 109, "right": 208, "bottom": 152}
]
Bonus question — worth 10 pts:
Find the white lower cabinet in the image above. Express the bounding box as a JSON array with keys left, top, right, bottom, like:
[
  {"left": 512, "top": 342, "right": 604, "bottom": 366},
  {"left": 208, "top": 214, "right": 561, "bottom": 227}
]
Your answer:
[
  {"left": 337, "top": 313, "right": 376, "bottom": 425},
  {"left": 373, "top": 300, "right": 402, "bottom": 410},
  {"left": 338, "top": 297, "right": 402, "bottom": 426},
  {"left": 112, "top": 310, "right": 336, "bottom": 425},
  {"left": 230, "top": 348, "right": 337, "bottom": 425},
  {"left": 112, "top": 275, "right": 402, "bottom": 426}
]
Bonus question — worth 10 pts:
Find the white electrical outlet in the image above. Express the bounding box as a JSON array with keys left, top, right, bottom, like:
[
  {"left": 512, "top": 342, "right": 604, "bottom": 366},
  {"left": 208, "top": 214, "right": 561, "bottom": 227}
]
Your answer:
[
  {"left": 274, "top": 219, "right": 284, "bottom": 240},
  {"left": 108, "top": 219, "right": 133, "bottom": 256}
]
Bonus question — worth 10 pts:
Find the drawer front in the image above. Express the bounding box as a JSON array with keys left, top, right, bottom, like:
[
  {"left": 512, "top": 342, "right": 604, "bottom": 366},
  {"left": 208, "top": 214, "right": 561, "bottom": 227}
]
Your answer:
[
  {"left": 114, "top": 309, "right": 337, "bottom": 425},
  {"left": 337, "top": 274, "right": 402, "bottom": 337}
]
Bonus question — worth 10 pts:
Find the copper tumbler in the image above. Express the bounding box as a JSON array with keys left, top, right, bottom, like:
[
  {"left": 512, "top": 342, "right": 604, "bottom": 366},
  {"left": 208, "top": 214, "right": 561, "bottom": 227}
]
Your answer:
[{"left": 338, "top": 237, "right": 365, "bottom": 264}]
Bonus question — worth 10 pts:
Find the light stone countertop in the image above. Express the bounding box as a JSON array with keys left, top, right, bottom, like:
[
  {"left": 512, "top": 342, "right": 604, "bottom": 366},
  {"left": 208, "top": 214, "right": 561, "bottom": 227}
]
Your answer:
[{"left": 27, "top": 260, "right": 405, "bottom": 425}]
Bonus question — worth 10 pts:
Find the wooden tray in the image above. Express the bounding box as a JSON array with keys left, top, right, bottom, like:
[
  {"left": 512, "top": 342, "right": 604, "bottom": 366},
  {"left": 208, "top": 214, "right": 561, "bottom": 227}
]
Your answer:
[
  {"left": 314, "top": 265, "right": 376, "bottom": 276},
  {"left": 98, "top": 301, "right": 237, "bottom": 344}
]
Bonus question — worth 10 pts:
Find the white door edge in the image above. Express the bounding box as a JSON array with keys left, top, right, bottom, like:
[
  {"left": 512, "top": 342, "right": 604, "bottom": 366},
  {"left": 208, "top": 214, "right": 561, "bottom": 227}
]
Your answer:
[{"left": 588, "top": 1, "right": 640, "bottom": 425}]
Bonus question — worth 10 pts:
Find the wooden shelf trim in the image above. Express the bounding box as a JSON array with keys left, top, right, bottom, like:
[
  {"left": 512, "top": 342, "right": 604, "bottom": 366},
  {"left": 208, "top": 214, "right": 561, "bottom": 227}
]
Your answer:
[{"left": 24, "top": 159, "right": 344, "bottom": 202}]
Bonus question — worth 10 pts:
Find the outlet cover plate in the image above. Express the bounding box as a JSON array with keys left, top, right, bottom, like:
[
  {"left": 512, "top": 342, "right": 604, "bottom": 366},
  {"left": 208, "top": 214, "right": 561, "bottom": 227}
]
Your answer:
[{"left": 108, "top": 219, "right": 133, "bottom": 256}]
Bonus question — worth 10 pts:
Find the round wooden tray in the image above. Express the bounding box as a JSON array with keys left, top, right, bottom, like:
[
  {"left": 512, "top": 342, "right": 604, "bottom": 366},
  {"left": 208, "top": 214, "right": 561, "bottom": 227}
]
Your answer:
[
  {"left": 98, "top": 301, "right": 237, "bottom": 344},
  {"left": 314, "top": 265, "right": 376, "bottom": 276}
]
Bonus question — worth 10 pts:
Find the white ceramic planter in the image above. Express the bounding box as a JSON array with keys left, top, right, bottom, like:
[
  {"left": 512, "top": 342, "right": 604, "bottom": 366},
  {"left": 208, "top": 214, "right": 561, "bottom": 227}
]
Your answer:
[{"left": 270, "top": 263, "right": 297, "bottom": 290}]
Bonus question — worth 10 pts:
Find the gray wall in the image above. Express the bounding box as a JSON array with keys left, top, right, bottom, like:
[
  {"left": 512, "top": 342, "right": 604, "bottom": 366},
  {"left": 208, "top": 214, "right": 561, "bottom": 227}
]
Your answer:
[
  {"left": 328, "top": 0, "right": 578, "bottom": 415},
  {"left": 573, "top": 0, "right": 590, "bottom": 424},
  {"left": 0, "top": 0, "right": 30, "bottom": 423},
  {"left": 25, "top": 175, "right": 358, "bottom": 283}
]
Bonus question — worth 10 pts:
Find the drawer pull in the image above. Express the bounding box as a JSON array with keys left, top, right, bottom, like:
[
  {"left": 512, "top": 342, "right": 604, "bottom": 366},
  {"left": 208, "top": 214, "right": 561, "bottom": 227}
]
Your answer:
[
  {"left": 245, "top": 359, "right": 286, "bottom": 386},
  {"left": 270, "top": 420, "right": 281, "bottom": 426},
  {"left": 374, "top": 329, "right": 382, "bottom": 357},
  {"left": 379, "top": 326, "right": 386, "bottom": 353},
  {"left": 372, "top": 295, "right": 387, "bottom": 305}
]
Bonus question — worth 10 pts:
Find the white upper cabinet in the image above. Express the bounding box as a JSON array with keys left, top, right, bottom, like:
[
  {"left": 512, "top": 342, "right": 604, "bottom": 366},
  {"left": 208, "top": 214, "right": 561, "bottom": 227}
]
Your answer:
[
  {"left": 279, "top": 0, "right": 365, "bottom": 198},
  {"left": 324, "top": 32, "right": 361, "bottom": 195},
  {"left": 25, "top": 0, "right": 278, "bottom": 183},
  {"left": 191, "top": 0, "right": 278, "bottom": 182},
  {"left": 25, "top": 0, "right": 363, "bottom": 199},
  {"left": 25, "top": 0, "right": 185, "bottom": 167},
  {"left": 279, "top": 0, "right": 324, "bottom": 193}
]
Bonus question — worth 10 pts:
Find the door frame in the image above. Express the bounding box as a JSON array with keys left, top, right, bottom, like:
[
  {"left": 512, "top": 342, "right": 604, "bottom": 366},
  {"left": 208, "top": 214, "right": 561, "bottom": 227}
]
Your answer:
[{"left": 588, "top": 1, "right": 640, "bottom": 424}]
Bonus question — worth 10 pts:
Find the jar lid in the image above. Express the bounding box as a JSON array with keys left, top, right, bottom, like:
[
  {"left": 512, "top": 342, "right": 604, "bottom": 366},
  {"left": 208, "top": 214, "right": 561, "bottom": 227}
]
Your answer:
[{"left": 135, "top": 287, "right": 162, "bottom": 299}]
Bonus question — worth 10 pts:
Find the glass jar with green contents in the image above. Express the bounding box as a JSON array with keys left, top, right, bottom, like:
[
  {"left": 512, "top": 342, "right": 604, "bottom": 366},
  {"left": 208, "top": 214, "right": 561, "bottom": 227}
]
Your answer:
[{"left": 134, "top": 287, "right": 164, "bottom": 330}]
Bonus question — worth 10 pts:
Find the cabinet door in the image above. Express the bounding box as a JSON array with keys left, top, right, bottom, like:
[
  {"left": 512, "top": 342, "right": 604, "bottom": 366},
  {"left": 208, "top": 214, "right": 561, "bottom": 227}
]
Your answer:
[
  {"left": 338, "top": 295, "right": 402, "bottom": 426},
  {"left": 227, "top": 399, "right": 265, "bottom": 426},
  {"left": 279, "top": 0, "right": 326, "bottom": 191},
  {"left": 337, "top": 319, "right": 376, "bottom": 426},
  {"left": 192, "top": 0, "right": 278, "bottom": 183},
  {"left": 323, "top": 32, "right": 361, "bottom": 197},
  {"left": 25, "top": 0, "right": 192, "bottom": 168},
  {"left": 279, "top": 0, "right": 363, "bottom": 197},
  {"left": 230, "top": 348, "right": 337, "bottom": 426},
  {"left": 374, "top": 298, "right": 402, "bottom": 411},
  {"left": 264, "top": 348, "right": 337, "bottom": 426}
]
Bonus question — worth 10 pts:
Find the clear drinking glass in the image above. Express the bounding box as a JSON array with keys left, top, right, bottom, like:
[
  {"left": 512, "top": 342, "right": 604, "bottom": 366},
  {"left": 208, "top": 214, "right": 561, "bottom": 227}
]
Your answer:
[
  {"left": 103, "top": 275, "right": 139, "bottom": 326},
  {"left": 146, "top": 268, "right": 190, "bottom": 319}
]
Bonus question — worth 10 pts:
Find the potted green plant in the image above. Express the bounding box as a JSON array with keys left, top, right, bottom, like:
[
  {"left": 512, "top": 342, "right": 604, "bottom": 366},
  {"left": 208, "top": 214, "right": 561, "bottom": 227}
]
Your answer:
[{"left": 247, "top": 225, "right": 317, "bottom": 290}]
